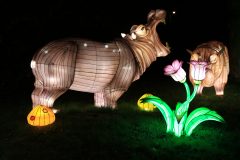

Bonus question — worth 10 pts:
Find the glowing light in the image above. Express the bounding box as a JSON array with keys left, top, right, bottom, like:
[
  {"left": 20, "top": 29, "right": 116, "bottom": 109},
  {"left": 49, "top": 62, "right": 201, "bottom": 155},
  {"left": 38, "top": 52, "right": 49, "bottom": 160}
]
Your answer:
[
  {"left": 123, "top": 65, "right": 132, "bottom": 70},
  {"left": 140, "top": 59, "right": 225, "bottom": 137},
  {"left": 49, "top": 77, "right": 56, "bottom": 84},
  {"left": 30, "top": 60, "right": 36, "bottom": 69},
  {"left": 44, "top": 50, "right": 48, "bottom": 54},
  {"left": 47, "top": 98, "right": 55, "bottom": 107},
  {"left": 113, "top": 49, "right": 121, "bottom": 53},
  {"left": 52, "top": 108, "right": 60, "bottom": 114},
  {"left": 172, "top": 11, "right": 176, "bottom": 14},
  {"left": 105, "top": 44, "right": 109, "bottom": 48},
  {"left": 83, "top": 43, "right": 87, "bottom": 47}
]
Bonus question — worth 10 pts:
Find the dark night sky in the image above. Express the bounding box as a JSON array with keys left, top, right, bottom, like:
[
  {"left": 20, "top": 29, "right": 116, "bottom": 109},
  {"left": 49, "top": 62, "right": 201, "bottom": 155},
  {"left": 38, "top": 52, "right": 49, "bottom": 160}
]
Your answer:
[{"left": 0, "top": 0, "right": 231, "bottom": 92}]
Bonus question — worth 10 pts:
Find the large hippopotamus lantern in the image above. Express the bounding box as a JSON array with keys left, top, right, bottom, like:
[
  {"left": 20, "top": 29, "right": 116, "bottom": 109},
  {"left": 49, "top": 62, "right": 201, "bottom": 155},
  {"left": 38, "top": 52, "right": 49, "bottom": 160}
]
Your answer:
[
  {"left": 30, "top": 9, "right": 170, "bottom": 111},
  {"left": 188, "top": 41, "right": 229, "bottom": 96}
]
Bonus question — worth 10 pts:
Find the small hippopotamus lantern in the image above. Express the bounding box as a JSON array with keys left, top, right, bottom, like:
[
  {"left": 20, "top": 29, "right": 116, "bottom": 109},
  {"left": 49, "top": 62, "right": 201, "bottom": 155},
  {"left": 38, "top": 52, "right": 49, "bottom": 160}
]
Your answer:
[
  {"left": 28, "top": 9, "right": 170, "bottom": 126},
  {"left": 188, "top": 41, "right": 229, "bottom": 96}
]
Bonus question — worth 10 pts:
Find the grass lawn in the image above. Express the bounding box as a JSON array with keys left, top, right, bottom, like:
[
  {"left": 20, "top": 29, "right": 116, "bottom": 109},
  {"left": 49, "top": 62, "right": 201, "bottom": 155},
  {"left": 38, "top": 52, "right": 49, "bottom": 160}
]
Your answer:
[{"left": 1, "top": 75, "right": 240, "bottom": 160}]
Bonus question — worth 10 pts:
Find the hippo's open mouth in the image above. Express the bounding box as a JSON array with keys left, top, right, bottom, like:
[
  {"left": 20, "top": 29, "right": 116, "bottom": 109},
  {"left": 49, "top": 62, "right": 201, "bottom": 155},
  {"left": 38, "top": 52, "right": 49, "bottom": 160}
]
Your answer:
[{"left": 158, "top": 41, "right": 170, "bottom": 57}]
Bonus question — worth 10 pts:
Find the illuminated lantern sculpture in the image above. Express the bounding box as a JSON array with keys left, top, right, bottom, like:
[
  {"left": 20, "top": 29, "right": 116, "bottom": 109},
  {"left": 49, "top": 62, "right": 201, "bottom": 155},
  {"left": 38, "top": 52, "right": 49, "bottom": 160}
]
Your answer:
[
  {"left": 27, "top": 105, "right": 55, "bottom": 126},
  {"left": 187, "top": 41, "right": 229, "bottom": 95},
  {"left": 137, "top": 94, "right": 156, "bottom": 111},
  {"left": 140, "top": 59, "right": 225, "bottom": 137},
  {"left": 28, "top": 9, "right": 170, "bottom": 126}
]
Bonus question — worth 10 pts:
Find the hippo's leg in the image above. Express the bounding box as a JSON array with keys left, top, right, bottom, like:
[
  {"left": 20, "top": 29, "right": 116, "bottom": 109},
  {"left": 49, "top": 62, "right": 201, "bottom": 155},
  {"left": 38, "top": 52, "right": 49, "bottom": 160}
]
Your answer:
[
  {"left": 214, "top": 64, "right": 229, "bottom": 96},
  {"left": 213, "top": 78, "right": 226, "bottom": 96},
  {"left": 214, "top": 84, "right": 225, "bottom": 96},
  {"left": 94, "top": 90, "right": 125, "bottom": 108},
  {"left": 197, "top": 85, "right": 204, "bottom": 95},
  {"left": 31, "top": 65, "right": 75, "bottom": 110},
  {"left": 31, "top": 82, "right": 69, "bottom": 108}
]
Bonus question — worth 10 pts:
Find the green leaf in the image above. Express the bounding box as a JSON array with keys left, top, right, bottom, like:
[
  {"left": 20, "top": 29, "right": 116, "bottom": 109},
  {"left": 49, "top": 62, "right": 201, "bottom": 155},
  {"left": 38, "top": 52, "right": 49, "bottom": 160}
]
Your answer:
[
  {"left": 173, "top": 112, "right": 187, "bottom": 137},
  {"left": 140, "top": 96, "right": 174, "bottom": 132},
  {"left": 185, "top": 107, "right": 212, "bottom": 128},
  {"left": 175, "top": 102, "right": 182, "bottom": 113},
  {"left": 184, "top": 108, "right": 225, "bottom": 136},
  {"left": 175, "top": 101, "right": 190, "bottom": 119}
]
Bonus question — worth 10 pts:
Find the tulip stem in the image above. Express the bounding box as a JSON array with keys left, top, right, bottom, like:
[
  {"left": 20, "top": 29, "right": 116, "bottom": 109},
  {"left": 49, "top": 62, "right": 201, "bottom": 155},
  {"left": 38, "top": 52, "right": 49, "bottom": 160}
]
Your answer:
[
  {"left": 175, "top": 82, "right": 199, "bottom": 119},
  {"left": 183, "top": 81, "right": 191, "bottom": 101},
  {"left": 189, "top": 84, "right": 199, "bottom": 103}
]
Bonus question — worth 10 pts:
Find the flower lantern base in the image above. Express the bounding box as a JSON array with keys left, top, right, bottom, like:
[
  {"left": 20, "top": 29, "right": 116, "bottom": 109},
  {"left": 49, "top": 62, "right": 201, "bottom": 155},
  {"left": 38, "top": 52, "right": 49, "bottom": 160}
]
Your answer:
[{"left": 140, "top": 59, "right": 225, "bottom": 137}]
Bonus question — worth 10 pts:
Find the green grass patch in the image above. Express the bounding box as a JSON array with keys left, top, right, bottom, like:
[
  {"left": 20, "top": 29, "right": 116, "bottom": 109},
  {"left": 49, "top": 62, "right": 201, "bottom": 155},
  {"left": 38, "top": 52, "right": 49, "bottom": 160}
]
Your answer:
[{"left": 1, "top": 78, "right": 240, "bottom": 160}]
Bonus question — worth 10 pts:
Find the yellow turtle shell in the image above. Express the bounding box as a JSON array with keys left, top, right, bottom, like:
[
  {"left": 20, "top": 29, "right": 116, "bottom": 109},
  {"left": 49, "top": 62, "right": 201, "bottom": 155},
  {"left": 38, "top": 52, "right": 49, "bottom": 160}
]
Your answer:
[{"left": 27, "top": 105, "right": 55, "bottom": 126}]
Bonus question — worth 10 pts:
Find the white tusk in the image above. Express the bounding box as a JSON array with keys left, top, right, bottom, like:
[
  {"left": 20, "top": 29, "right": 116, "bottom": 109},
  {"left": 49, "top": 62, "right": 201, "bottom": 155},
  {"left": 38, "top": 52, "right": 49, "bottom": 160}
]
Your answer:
[
  {"left": 131, "top": 32, "right": 137, "bottom": 39},
  {"left": 121, "top": 33, "right": 126, "bottom": 38}
]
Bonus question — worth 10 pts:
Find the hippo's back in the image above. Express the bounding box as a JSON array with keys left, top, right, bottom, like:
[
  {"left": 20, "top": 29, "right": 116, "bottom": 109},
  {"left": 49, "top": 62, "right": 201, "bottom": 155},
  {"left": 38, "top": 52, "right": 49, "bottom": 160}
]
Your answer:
[{"left": 69, "top": 39, "right": 121, "bottom": 93}]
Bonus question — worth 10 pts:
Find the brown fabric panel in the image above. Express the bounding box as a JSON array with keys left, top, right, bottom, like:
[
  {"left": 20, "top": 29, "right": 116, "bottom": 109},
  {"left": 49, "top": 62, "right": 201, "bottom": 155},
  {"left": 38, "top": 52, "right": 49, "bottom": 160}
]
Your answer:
[
  {"left": 125, "top": 37, "right": 157, "bottom": 75},
  {"left": 73, "top": 73, "right": 113, "bottom": 82},
  {"left": 70, "top": 40, "right": 120, "bottom": 93},
  {"left": 94, "top": 90, "right": 125, "bottom": 108},
  {"left": 70, "top": 84, "right": 100, "bottom": 93},
  {"left": 93, "top": 40, "right": 137, "bottom": 107},
  {"left": 107, "top": 40, "right": 137, "bottom": 91}
]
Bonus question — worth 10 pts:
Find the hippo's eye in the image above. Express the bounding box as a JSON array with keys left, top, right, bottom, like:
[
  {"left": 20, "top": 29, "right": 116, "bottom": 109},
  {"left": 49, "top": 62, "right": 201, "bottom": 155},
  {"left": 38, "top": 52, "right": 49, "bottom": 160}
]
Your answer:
[{"left": 135, "top": 25, "right": 148, "bottom": 37}]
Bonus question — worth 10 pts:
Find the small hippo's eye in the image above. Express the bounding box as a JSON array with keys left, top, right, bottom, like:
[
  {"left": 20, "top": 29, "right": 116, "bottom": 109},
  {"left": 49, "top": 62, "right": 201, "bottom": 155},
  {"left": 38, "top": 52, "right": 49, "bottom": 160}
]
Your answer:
[{"left": 135, "top": 25, "right": 148, "bottom": 37}]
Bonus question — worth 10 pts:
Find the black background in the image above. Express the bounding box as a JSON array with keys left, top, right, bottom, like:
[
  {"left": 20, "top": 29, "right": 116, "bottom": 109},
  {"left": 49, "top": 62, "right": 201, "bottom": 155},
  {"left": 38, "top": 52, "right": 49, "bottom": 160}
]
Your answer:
[{"left": 0, "top": 0, "right": 231, "bottom": 93}]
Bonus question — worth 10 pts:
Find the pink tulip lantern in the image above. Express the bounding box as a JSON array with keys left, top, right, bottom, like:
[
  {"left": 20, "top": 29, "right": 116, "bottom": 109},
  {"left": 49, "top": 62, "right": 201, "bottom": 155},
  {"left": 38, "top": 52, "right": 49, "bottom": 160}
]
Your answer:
[
  {"left": 189, "top": 60, "right": 208, "bottom": 85},
  {"left": 164, "top": 59, "right": 186, "bottom": 83}
]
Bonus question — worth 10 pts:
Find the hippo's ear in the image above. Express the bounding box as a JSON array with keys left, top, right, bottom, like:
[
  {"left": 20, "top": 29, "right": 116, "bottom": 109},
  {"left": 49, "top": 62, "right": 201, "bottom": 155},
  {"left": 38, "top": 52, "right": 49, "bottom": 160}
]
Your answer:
[
  {"left": 186, "top": 49, "right": 193, "bottom": 55},
  {"left": 130, "top": 25, "right": 138, "bottom": 33},
  {"left": 210, "top": 54, "right": 218, "bottom": 64},
  {"left": 147, "top": 10, "right": 155, "bottom": 22}
]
